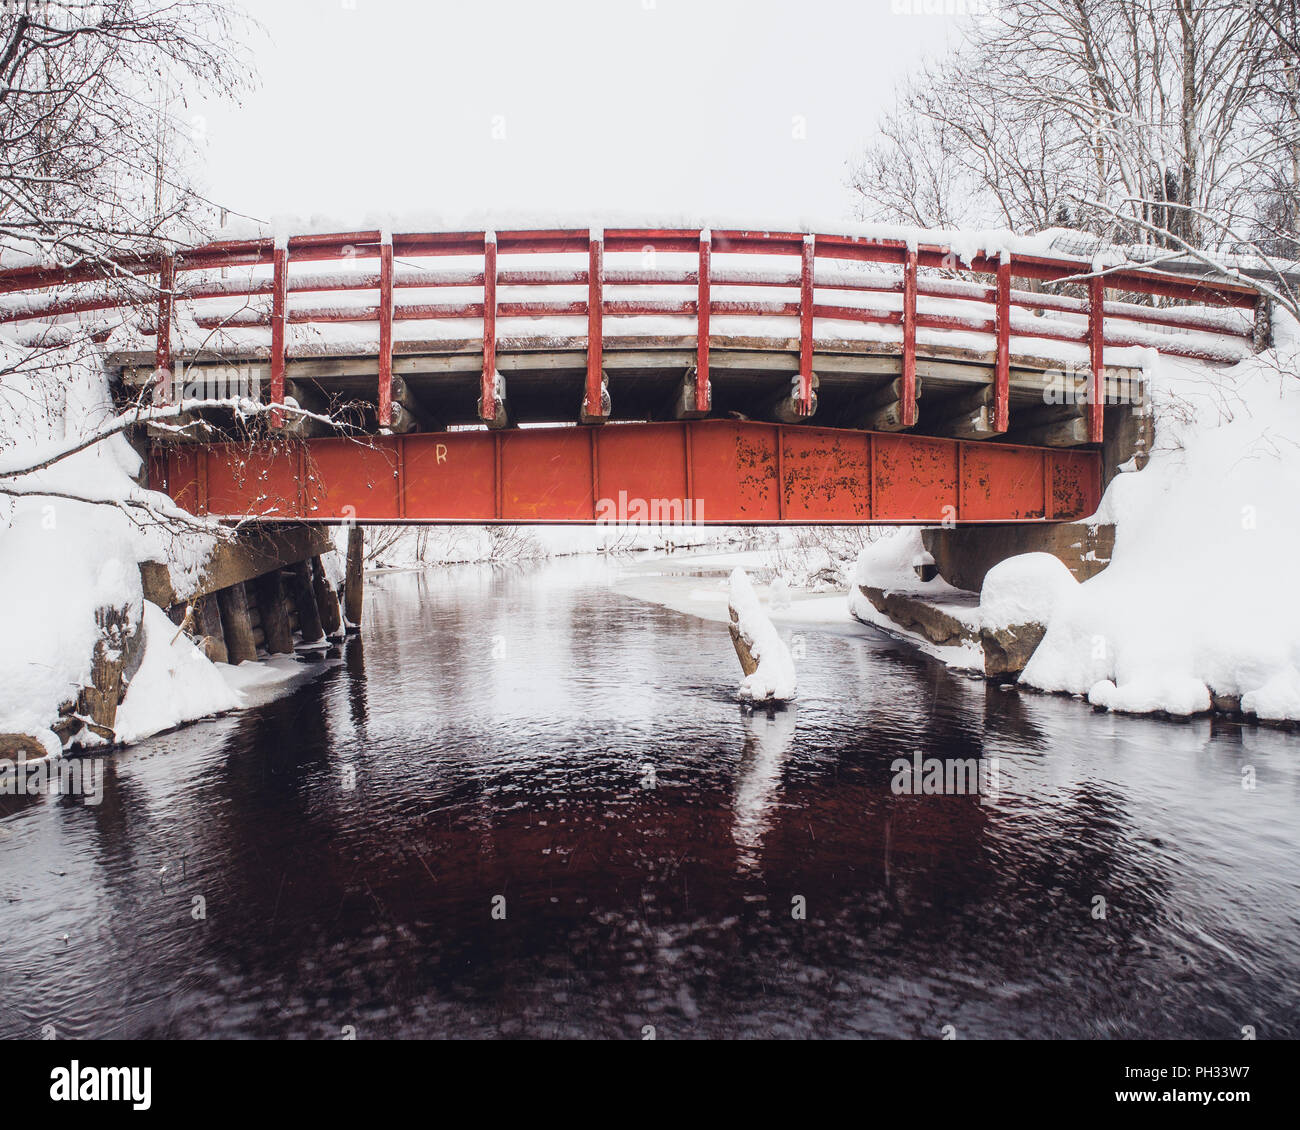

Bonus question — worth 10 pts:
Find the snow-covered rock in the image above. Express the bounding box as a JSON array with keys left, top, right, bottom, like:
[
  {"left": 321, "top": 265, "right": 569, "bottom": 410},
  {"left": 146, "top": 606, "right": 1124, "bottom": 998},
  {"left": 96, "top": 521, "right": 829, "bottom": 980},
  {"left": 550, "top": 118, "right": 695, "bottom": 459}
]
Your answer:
[
  {"left": 979, "top": 552, "right": 1078, "bottom": 630},
  {"left": 728, "top": 568, "right": 797, "bottom": 703}
]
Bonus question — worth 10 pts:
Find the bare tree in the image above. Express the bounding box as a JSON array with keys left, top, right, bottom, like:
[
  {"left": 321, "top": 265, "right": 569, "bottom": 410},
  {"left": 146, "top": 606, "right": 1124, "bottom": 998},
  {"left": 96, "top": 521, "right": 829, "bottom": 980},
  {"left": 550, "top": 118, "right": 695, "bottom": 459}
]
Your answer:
[
  {"left": 0, "top": 0, "right": 254, "bottom": 266},
  {"left": 850, "top": 1, "right": 1275, "bottom": 251},
  {"left": 0, "top": 2, "right": 276, "bottom": 534}
]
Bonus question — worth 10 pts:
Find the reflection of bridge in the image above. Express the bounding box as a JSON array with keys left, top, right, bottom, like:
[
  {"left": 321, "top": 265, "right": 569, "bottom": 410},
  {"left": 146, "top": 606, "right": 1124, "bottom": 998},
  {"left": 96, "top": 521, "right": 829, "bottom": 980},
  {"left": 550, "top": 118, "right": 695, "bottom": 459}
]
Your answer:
[{"left": 4, "top": 225, "right": 1263, "bottom": 523}]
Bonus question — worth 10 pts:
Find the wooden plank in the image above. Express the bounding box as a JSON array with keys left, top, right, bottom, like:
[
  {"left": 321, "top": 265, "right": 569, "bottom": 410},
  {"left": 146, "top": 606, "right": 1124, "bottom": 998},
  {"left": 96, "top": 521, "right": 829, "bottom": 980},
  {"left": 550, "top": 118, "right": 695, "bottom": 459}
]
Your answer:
[
  {"left": 286, "top": 561, "right": 324, "bottom": 644},
  {"left": 216, "top": 583, "right": 258, "bottom": 665}
]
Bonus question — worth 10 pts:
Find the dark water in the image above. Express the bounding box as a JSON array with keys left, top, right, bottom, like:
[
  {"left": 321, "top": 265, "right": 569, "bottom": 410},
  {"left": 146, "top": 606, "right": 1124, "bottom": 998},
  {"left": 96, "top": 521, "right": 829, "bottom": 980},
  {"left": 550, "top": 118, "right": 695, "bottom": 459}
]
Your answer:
[{"left": 2, "top": 557, "right": 1298, "bottom": 1040}]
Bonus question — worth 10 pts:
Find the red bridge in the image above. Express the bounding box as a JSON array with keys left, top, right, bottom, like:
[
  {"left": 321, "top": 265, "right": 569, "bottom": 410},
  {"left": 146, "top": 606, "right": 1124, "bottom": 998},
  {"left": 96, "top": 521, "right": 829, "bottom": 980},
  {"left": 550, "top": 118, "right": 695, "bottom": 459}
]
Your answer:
[{"left": 2, "top": 224, "right": 1262, "bottom": 524}]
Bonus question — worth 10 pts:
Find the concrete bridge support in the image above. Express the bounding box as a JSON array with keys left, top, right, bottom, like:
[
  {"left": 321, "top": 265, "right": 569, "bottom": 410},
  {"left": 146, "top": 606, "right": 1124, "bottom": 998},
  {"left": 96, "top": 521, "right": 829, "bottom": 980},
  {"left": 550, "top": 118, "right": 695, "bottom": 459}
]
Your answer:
[
  {"left": 860, "top": 400, "right": 1151, "bottom": 679},
  {"left": 919, "top": 400, "right": 1147, "bottom": 591}
]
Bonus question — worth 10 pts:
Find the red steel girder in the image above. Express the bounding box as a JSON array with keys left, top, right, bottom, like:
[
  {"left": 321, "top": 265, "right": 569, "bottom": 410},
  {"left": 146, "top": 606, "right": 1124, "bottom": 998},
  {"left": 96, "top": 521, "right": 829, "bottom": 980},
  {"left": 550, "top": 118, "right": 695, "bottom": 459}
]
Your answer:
[{"left": 154, "top": 420, "right": 1100, "bottom": 526}]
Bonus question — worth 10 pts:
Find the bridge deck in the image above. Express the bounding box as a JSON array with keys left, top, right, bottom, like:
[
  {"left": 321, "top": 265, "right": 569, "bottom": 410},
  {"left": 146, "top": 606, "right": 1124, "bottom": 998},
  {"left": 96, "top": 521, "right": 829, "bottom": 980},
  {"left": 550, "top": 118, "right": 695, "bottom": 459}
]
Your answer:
[{"left": 118, "top": 334, "right": 1144, "bottom": 432}]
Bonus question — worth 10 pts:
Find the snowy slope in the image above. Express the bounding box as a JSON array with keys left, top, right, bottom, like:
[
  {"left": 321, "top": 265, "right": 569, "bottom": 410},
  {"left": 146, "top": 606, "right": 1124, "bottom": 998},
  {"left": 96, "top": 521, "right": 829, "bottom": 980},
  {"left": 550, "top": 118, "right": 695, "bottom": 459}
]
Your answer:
[
  {"left": 0, "top": 340, "right": 241, "bottom": 748},
  {"left": 1022, "top": 334, "right": 1300, "bottom": 720}
]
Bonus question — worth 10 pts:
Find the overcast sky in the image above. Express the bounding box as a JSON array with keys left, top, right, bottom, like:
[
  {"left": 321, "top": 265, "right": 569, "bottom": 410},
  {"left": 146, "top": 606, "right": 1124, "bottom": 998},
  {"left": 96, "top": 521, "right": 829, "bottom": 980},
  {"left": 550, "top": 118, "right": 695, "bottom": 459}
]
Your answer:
[{"left": 192, "top": 0, "right": 966, "bottom": 230}]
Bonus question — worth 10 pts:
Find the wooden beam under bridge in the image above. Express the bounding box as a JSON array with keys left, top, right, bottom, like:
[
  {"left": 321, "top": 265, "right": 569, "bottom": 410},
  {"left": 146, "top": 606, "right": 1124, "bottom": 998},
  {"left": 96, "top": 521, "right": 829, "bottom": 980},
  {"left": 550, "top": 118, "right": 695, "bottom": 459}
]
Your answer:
[{"left": 150, "top": 418, "right": 1101, "bottom": 526}]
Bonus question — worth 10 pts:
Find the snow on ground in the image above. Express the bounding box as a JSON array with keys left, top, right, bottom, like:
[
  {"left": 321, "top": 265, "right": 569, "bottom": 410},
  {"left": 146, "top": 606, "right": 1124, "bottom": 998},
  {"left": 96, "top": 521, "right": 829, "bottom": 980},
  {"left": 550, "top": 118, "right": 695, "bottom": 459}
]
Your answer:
[
  {"left": 115, "top": 623, "right": 333, "bottom": 744},
  {"left": 112, "top": 603, "right": 240, "bottom": 744},
  {"left": 0, "top": 338, "right": 282, "bottom": 749},
  {"left": 1021, "top": 335, "right": 1300, "bottom": 721},
  {"left": 841, "top": 330, "right": 1300, "bottom": 723},
  {"left": 728, "top": 569, "right": 797, "bottom": 703},
  {"left": 357, "top": 522, "right": 729, "bottom": 570},
  {"left": 614, "top": 549, "right": 855, "bottom": 629}
]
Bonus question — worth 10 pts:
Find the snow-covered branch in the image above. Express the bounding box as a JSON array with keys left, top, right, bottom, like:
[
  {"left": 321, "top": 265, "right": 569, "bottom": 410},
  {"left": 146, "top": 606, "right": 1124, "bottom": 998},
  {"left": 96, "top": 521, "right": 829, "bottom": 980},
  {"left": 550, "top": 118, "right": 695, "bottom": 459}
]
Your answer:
[{"left": 0, "top": 396, "right": 345, "bottom": 481}]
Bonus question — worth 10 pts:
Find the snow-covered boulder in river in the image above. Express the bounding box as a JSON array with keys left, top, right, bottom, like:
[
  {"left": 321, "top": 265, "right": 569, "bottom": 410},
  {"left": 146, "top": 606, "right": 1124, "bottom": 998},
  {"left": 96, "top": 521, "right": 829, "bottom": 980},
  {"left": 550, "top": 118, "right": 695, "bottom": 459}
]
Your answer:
[{"left": 727, "top": 568, "right": 797, "bottom": 703}]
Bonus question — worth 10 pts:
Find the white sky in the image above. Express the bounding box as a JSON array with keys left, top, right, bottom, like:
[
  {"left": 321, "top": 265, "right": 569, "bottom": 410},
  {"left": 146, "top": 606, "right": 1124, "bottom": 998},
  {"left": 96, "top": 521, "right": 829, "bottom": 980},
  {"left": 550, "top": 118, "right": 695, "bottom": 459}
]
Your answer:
[{"left": 192, "top": 0, "right": 964, "bottom": 230}]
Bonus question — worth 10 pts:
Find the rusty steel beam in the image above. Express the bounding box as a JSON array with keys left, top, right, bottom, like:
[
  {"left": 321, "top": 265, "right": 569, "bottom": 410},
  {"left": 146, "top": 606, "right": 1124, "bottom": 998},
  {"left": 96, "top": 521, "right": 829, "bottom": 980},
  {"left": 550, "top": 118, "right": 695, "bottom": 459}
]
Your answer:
[
  {"left": 155, "top": 419, "right": 1100, "bottom": 526},
  {"left": 901, "top": 249, "right": 918, "bottom": 428},
  {"left": 1088, "top": 275, "right": 1105, "bottom": 443},
  {"left": 696, "top": 229, "right": 711, "bottom": 412},
  {"left": 378, "top": 238, "right": 394, "bottom": 428},
  {"left": 798, "top": 234, "right": 816, "bottom": 416},
  {"left": 585, "top": 230, "right": 604, "bottom": 421},
  {"left": 995, "top": 260, "right": 1011, "bottom": 433},
  {"left": 155, "top": 253, "right": 174, "bottom": 403},
  {"left": 481, "top": 232, "right": 497, "bottom": 424}
]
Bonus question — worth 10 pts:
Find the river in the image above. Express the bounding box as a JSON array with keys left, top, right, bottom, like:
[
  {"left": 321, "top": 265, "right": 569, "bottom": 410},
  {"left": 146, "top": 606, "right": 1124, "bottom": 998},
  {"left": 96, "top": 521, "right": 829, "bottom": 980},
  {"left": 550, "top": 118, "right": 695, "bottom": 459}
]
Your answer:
[{"left": 1, "top": 555, "right": 1297, "bottom": 1039}]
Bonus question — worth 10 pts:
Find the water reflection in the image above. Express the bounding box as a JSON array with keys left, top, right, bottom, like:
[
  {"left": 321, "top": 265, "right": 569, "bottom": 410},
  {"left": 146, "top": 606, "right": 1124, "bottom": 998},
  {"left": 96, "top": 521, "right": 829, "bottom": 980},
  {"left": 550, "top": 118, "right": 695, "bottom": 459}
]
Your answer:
[
  {"left": 0, "top": 556, "right": 1297, "bottom": 1040},
  {"left": 732, "top": 705, "right": 797, "bottom": 872}
]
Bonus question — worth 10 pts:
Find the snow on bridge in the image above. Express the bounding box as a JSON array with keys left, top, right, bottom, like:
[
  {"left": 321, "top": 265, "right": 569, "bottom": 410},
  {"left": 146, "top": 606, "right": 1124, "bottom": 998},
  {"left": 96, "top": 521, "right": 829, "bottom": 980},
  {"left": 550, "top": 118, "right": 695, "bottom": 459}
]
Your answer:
[{"left": 0, "top": 219, "right": 1264, "bottom": 525}]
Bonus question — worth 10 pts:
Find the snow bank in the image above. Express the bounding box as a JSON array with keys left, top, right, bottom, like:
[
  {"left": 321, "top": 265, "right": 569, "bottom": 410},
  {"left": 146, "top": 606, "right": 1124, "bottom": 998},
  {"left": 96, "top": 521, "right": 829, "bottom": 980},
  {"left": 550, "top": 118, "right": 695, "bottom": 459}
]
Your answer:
[
  {"left": 0, "top": 337, "right": 232, "bottom": 746},
  {"left": 852, "top": 526, "right": 935, "bottom": 589},
  {"left": 1021, "top": 338, "right": 1300, "bottom": 721},
  {"left": 112, "top": 604, "right": 240, "bottom": 744},
  {"left": 0, "top": 505, "right": 141, "bottom": 742},
  {"left": 728, "top": 568, "right": 797, "bottom": 703},
  {"left": 979, "top": 553, "right": 1078, "bottom": 630},
  {"left": 847, "top": 528, "right": 986, "bottom": 669},
  {"left": 845, "top": 334, "right": 1300, "bottom": 724}
]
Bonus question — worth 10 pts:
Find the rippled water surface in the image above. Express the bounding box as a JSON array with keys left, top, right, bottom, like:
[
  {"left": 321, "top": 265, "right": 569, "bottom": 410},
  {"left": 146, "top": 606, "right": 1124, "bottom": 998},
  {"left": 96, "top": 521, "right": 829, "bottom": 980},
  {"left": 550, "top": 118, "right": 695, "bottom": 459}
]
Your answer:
[{"left": 2, "top": 557, "right": 1298, "bottom": 1039}]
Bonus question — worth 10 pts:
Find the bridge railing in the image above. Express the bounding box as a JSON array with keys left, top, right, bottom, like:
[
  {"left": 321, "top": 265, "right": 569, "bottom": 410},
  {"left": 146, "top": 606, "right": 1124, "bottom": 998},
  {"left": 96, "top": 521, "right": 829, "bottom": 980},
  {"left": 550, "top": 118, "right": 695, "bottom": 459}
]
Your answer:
[{"left": 0, "top": 226, "right": 1263, "bottom": 443}]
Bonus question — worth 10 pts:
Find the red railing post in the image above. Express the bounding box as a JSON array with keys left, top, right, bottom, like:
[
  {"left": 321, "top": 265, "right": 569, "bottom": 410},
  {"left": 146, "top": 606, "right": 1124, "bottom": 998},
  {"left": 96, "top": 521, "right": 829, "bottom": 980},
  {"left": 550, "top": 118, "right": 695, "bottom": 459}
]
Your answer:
[
  {"left": 995, "top": 258, "right": 1011, "bottom": 432},
  {"left": 378, "top": 236, "right": 394, "bottom": 428},
  {"left": 155, "top": 252, "right": 175, "bottom": 405},
  {"left": 696, "top": 228, "right": 711, "bottom": 414},
  {"left": 902, "top": 248, "right": 918, "bottom": 428},
  {"left": 1088, "top": 274, "right": 1105, "bottom": 443},
  {"left": 798, "top": 234, "right": 815, "bottom": 416},
  {"left": 270, "top": 244, "right": 287, "bottom": 428},
  {"left": 584, "top": 228, "right": 605, "bottom": 422},
  {"left": 480, "top": 231, "right": 498, "bottom": 424}
]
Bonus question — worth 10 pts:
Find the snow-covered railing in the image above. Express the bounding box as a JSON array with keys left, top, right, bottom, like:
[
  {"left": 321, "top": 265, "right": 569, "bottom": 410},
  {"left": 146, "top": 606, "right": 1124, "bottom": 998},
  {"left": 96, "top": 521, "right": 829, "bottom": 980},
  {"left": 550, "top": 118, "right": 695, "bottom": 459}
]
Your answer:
[{"left": 0, "top": 226, "right": 1263, "bottom": 444}]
